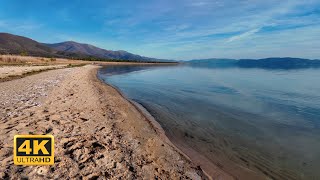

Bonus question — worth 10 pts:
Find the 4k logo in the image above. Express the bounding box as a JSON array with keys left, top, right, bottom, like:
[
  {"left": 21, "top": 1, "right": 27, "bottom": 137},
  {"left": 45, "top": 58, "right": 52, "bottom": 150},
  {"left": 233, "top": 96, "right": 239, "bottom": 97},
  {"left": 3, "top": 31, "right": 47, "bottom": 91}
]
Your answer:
[{"left": 14, "top": 135, "right": 54, "bottom": 165}]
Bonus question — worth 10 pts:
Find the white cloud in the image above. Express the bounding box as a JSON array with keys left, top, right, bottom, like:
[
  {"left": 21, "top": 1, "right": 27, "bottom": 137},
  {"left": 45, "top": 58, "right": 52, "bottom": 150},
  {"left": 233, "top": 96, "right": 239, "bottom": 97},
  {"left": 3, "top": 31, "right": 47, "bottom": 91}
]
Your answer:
[{"left": 227, "top": 28, "right": 260, "bottom": 42}]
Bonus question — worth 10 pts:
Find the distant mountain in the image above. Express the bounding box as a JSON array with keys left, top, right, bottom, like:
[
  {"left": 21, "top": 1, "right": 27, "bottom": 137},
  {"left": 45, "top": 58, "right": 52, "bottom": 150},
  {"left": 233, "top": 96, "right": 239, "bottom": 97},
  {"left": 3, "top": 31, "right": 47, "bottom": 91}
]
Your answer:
[
  {"left": 186, "top": 58, "right": 237, "bottom": 68},
  {"left": 186, "top": 58, "right": 320, "bottom": 69},
  {"left": 0, "top": 32, "right": 168, "bottom": 62},
  {"left": 237, "top": 58, "right": 320, "bottom": 69},
  {"left": 44, "top": 41, "right": 157, "bottom": 61},
  {"left": 0, "top": 33, "right": 55, "bottom": 56}
]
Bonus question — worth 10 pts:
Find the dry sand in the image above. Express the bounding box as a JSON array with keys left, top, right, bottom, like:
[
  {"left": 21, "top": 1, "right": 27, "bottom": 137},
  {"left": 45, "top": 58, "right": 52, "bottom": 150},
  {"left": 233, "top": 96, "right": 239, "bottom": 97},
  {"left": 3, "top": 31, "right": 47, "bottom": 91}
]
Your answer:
[{"left": 0, "top": 65, "right": 233, "bottom": 179}]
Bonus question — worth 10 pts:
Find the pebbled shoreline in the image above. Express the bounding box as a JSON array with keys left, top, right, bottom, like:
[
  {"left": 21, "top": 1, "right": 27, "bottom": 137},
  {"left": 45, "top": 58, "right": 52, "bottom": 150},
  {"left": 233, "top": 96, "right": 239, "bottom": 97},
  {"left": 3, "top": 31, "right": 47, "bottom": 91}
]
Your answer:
[
  {"left": 97, "top": 71, "right": 235, "bottom": 180},
  {"left": 0, "top": 65, "right": 227, "bottom": 179}
]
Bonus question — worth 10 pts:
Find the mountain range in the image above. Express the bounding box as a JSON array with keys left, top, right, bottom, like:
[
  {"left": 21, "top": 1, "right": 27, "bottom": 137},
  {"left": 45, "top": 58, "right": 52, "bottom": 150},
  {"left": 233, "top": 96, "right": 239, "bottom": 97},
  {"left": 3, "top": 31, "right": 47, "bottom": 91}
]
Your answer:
[
  {"left": 0, "top": 33, "right": 163, "bottom": 62},
  {"left": 186, "top": 58, "right": 320, "bottom": 69},
  {"left": 1, "top": 32, "right": 319, "bottom": 67}
]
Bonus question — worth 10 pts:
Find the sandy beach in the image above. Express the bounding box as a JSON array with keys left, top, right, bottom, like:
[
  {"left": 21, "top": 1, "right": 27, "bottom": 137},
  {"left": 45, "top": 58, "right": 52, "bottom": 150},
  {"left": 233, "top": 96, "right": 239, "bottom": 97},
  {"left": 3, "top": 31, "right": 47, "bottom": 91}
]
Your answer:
[{"left": 0, "top": 65, "right": 233, "bottom": 179}]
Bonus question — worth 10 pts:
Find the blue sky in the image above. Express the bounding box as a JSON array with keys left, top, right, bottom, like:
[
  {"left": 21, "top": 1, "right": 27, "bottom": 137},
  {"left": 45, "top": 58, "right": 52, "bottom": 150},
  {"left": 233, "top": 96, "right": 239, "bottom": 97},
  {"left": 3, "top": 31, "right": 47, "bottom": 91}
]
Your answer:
[{"left": 0, "top": 0, "right": 319, "bottom": 60}]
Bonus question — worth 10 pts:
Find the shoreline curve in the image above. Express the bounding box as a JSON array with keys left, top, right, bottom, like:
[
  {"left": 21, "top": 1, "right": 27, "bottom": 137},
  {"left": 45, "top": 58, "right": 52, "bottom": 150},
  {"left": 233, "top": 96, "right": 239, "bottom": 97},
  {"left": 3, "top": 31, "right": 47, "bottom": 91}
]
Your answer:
[{"left": 95, "top": 65, "right": 235, "bottom": 180}]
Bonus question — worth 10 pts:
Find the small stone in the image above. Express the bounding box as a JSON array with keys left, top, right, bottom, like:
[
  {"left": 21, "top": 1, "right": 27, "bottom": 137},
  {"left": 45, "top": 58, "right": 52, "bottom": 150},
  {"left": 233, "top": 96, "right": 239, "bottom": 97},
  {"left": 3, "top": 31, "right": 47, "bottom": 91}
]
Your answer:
[{"left": 37, "top": 167, "right": 48, "bottom": 176}]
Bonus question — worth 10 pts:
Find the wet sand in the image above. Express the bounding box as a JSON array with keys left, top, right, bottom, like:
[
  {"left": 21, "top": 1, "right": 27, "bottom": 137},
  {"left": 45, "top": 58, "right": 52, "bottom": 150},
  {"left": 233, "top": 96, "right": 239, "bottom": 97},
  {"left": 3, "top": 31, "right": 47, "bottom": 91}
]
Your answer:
[{"left": 0, "top": 65, "right": 232, "bottom": 179}]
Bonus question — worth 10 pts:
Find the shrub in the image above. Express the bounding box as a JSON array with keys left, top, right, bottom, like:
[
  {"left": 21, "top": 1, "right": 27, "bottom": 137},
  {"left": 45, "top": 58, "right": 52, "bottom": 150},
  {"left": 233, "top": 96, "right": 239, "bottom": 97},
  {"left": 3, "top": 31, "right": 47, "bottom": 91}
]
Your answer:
[{"left": 20, "top": 51, "right": 28, "bottom": 56}]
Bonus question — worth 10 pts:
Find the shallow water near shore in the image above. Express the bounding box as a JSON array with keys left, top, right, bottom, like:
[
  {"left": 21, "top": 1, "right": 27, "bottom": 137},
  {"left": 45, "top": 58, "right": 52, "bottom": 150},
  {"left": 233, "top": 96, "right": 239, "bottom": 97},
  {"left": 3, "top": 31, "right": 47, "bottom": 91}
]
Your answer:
[{"left": 98, "top": 65, "right": 320, "bottom": 179}]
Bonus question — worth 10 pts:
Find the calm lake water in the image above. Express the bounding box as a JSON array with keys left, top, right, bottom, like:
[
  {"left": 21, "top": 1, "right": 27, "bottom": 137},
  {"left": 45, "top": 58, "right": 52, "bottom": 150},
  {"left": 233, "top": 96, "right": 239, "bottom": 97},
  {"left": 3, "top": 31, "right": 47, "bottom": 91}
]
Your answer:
[{"left": 98, "top": 65, "right": 320, "bottom": 179}]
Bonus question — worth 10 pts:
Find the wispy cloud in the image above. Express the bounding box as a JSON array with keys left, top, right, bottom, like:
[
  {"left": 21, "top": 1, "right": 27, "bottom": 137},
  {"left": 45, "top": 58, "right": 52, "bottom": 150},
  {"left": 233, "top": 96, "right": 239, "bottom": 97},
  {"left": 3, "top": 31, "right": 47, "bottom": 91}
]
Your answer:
[
  {"left": 126, "top": 0, "right": 320, "bottom": 59},
  {"left": 227, "top": 28, "right": 260, "bottom": 42}
]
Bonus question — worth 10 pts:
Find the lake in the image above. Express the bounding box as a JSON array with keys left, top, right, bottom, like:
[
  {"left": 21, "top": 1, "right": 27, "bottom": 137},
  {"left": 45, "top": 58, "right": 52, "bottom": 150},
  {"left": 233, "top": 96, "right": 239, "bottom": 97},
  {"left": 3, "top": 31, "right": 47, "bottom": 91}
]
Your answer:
[{"left": 98, "top": 64, "right": 320, "bottom": 179}]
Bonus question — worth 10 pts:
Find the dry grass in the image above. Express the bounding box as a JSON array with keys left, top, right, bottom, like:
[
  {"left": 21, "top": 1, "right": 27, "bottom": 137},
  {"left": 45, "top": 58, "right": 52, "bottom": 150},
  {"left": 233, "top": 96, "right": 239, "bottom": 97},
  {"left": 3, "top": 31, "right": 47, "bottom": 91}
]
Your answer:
[
  {"left": 0, "top": 55, "right": 26, "bottom": 64},
  {"left": 0, "top": 55, "right": 89, "bottom": 66}
]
